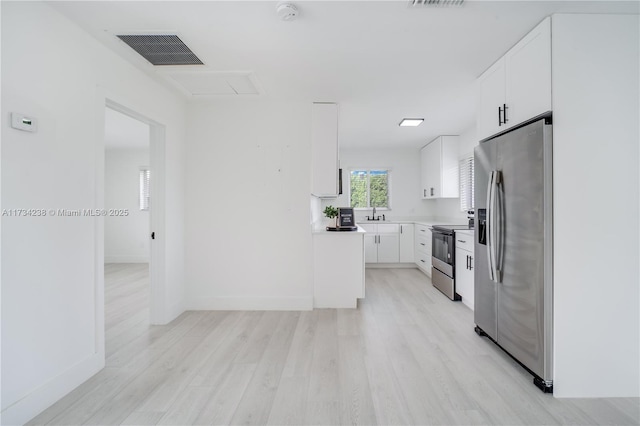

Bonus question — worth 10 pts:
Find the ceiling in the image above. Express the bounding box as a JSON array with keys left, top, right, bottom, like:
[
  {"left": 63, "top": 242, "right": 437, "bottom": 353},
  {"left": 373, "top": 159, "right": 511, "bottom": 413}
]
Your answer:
[
  {"left": 52, "top": 1, "right": 638, "bottom": 149},
  {"left": 104, "top": 107, "right": 150, "bottom": 150}
]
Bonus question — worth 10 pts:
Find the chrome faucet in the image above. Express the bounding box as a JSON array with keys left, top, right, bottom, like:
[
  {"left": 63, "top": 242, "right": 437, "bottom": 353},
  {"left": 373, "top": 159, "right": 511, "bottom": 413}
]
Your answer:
[{"left": 372, "top": 206, "right": 377, "bottom": 218}]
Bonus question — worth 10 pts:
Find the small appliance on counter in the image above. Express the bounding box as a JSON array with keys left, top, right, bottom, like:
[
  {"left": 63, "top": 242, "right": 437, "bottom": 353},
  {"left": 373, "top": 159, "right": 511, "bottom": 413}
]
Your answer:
[{"left": 326, "top": 207, "right": 358, "bottom": 231}]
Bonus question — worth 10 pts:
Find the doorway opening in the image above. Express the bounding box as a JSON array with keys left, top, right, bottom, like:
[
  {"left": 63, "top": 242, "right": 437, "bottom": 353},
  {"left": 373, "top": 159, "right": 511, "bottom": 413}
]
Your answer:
[
  {"left": 100, "top": 99, "right": 166, "bottom": 361},
  {"left": 103, "top": 106, "right": 151, "bottom": 357}
]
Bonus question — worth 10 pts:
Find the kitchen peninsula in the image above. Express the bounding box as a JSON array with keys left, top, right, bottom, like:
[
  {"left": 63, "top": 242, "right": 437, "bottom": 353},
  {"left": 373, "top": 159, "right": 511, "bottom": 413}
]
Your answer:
[{"left": 312, "top": 225, "right": 366, "bottom": 308}]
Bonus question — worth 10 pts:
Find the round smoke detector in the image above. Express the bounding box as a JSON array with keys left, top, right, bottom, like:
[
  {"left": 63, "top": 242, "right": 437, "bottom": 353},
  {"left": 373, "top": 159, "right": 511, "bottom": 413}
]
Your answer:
[{"left": 277, "top": 3, "right": 299, "bottom": 21}]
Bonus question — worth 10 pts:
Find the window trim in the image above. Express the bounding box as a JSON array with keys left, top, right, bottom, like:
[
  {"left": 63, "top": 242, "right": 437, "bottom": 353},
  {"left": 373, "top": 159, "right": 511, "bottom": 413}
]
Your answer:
[{"left": 348, "top": 167, "right": 392, "bottom": 211}]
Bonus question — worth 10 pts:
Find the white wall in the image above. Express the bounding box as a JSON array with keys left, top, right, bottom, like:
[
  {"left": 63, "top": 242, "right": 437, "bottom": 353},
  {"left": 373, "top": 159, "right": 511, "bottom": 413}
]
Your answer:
[
  {"left": 458, "top": 123, "right": 478, "bottom": 158},
  {"left": 105, "top": 148, "right": 150, "bottom": 263},
  {"left": 552, "top": 14, "right": 639, "bottom": 397},
  {"left": 1, "top": 2, "right": 187, "bottom": 424},
  {"left": 184, "top": 100, "right": 313, "bottom": 310},
  {"left": 332, "top": 147, "right": 435, "bottom": 221}
]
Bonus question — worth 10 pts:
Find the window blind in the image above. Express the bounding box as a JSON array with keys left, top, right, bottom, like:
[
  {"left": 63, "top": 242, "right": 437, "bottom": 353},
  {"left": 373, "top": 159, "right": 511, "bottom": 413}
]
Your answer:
[
  {"left": 459, "top": 155, "right": 474, "bottom": 212},
  {"left": 139, "top": 168, "right": 150, "bottom": 211}
]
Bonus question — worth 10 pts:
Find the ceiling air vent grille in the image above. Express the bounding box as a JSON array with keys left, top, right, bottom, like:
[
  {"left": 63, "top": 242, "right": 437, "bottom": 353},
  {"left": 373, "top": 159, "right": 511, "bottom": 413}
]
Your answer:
[
  {"left": 116, "top": 34, "right": 203, "bottom": 66},
  {"left": 410, "top": 0, "right": 464, "bottom": 7}
]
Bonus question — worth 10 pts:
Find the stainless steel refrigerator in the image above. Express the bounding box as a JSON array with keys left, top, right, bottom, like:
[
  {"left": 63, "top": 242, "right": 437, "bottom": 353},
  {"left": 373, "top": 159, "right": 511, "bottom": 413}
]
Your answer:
[{"left": 474, "top": 115, "right": 553, "bottom": 393}]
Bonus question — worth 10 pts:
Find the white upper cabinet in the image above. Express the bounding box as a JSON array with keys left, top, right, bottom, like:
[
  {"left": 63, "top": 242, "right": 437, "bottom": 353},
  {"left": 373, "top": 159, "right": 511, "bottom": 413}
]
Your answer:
[
  {"left": 420, "top": 135, "right": 459, "bottom": 199},
  {"left": 311, "top": 102, "right": 339, "bottom": 197},
  {"left": 477, "top": 60, "right": 507, "bottom": 140},
  {"left": 477, "top": 17, "right": 552, "bottom": 140},
  {"left": 504, "top": 17, "right": 552, "bottom": 127}
]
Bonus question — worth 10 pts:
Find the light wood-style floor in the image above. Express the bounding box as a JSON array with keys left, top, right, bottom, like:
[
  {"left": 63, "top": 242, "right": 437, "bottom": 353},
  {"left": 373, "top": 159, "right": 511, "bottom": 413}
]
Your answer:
[{"left": 29, "top": 265, "right": 639, "bottom": 425}]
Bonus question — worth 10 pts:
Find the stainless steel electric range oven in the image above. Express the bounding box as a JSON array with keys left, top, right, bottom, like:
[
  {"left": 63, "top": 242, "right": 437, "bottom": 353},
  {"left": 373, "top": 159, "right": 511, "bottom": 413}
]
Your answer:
[{"left": 430, "top": 224, "right": 471, "bottom": 301}]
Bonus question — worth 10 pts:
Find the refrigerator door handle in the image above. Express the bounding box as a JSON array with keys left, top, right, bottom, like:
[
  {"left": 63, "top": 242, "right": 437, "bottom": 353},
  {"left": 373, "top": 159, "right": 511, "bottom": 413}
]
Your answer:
[
  {"left": 494, "top": 170, "right": 503, "bottom": 283},
  {"left": 486, "top": 170, "right": 496, "bottom": 282}
]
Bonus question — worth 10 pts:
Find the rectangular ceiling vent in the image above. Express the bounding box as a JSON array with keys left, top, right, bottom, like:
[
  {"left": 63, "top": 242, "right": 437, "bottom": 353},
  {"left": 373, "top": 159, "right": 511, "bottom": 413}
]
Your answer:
[
  {"left": 410, "top": 0, "right": 464, "bottom": 7},
  {"left": 116, "top": 34, "right": 203, "bottom": 66}
]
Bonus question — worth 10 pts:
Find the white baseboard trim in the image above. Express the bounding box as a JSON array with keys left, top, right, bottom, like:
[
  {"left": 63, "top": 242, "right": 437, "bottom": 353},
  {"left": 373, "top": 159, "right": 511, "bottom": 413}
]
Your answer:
[
  {"left": 1, "top": 352, "right": 104, "bottom": 426},
  {"left": 165, "top": 298, "right": 185, "bottom": 324},
  {"left": 188, "top": 296, "right": 313, "bottom": 311},
  {"left": 104, "top": 255, "right": 149, "bottom": 263}
]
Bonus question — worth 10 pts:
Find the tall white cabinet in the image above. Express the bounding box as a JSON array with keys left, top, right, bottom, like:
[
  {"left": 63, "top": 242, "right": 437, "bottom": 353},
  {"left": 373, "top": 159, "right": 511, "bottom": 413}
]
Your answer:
[
  {"left": 311, "top": 102, "right": 340, "bottom": 197},
  {"left": 475, "top": 14, "right": 639, "bottom": 398},
  {"left": 420, "top": 136, "right": 459, "bottom": 199}
]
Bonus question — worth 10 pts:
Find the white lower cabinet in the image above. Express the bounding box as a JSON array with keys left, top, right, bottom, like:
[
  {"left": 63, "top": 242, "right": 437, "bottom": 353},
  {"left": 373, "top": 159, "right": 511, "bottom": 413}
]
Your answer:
[
  {"left": 364, "top": 233, "right": 378, "bottom": 263},
  {"left": 377, "top": 234, "right": 400, "bottom": 263},
  {"left": 414, "top": 224, "right": 432, "bottom": 276},
  {"left": 454, "top": 230, "right": 474, "bottom": 310},
  {"left": 360, "top": 223, "right": 404, "bottom": 264},
  {"left": 399, "top": 224, "right": 414, "bottom": 263}
]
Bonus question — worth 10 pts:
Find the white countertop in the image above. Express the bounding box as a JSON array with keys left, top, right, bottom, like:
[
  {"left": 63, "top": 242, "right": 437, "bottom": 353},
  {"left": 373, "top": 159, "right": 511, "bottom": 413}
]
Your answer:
[
  {"left": 356, "top": 217, "right": 468, "bottom": 227},
  {"left": 313, "top": 218, "right": 472, "bottom": 233},
  {"left": 455, "top": 228, "right": 475, "bottom": 234},
  {"left": 312, "top": 224, "right": 367, "bottom": 235}
]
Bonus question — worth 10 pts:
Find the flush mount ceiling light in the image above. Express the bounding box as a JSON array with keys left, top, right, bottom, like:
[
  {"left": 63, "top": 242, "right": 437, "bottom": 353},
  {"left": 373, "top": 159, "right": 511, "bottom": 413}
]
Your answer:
[
  {"left": 399, "top": 118, "right": 424, "bottom": 127},
  {"left": 277, "top": 3, "right": 299, "bottom": 21}
]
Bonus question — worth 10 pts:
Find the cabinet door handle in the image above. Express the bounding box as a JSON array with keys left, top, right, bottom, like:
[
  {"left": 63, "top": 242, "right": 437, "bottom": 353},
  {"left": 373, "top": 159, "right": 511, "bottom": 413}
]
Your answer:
[
  {"left": 420, "top": 259, "right": 426, "bottom": 263},
  {"left": 457, "top": 239, "right": 466, "bottom": 243},
  {"left": 430, "top": 187, "right": 434, "bottom": 197},
  {"left": 423, "top": 189, "right": 426, "bottom": 197},
  {"left": 467, "top": 255, "right": 470, "bottom": 270},
  {"left": 498, "top": 105, "right": 503, "bottom": 126},
  {"left": 503, "top": 103, "right": 508, "bottom": 124},
  {"left": 420, "top": 243, "right": 425, "bottom": 246},
  {"left": 469, "top": 256, "right": 473, "bottom": 270},
  {"left": 400, "top": 225, "right": 403, "bottom": 234}
]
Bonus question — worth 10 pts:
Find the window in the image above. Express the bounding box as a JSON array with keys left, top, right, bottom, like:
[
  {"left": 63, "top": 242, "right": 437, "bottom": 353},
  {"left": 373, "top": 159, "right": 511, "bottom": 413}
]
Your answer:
[
  {"left": 459, "top": 155, "right": 474, "bottom": 212},
  {"left": 350, "top": 169, "right": 390, "bottom": 209},
  {"left": 139, "top": 167, "right": 150, "bottom": 211}
]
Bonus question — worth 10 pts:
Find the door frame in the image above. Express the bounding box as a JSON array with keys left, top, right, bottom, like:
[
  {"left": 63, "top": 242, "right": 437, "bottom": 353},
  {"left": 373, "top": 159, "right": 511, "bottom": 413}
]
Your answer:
[{"left": 96, "top": 95, "right": 167, "bottom": 357}]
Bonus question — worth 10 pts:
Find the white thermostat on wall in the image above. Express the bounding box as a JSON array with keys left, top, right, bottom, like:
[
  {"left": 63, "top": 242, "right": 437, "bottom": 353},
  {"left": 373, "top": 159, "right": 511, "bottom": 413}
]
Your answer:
[{"left": 11, "top": 112, "right": 37, "bottom": 132}]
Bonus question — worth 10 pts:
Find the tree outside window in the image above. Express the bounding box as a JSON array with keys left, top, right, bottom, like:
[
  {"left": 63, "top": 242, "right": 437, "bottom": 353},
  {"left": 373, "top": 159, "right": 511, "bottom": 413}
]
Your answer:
[{"left": 350, "top": 169, "right": 390, "bottom": 209}]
